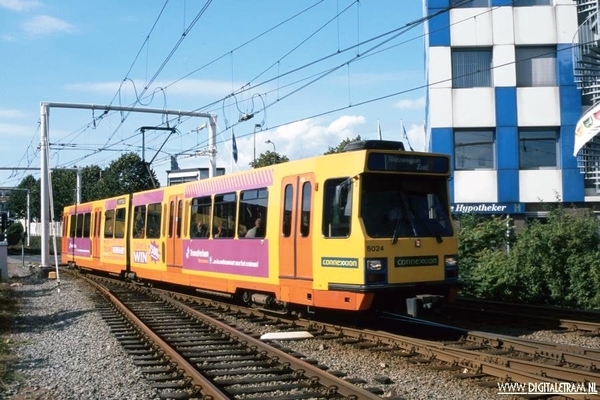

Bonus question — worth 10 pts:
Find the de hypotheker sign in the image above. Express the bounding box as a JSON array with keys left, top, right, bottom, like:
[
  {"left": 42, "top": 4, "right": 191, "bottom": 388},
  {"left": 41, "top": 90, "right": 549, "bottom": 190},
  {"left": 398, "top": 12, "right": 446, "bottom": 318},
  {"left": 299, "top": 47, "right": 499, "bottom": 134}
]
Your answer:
[{"left": 451, "top": 202, "right": 525, "bottom": 215}]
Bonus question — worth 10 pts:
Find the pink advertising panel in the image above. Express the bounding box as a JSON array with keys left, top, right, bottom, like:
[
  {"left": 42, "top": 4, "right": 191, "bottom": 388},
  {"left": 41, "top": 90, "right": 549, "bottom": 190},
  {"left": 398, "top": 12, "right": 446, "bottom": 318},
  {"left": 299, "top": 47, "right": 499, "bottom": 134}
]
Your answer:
[
  {"left": 182, "top": 239, "right": 269, "bottom": 278},
  {"left": 67, "top": 237, "right": 92, "bottom": 257}
]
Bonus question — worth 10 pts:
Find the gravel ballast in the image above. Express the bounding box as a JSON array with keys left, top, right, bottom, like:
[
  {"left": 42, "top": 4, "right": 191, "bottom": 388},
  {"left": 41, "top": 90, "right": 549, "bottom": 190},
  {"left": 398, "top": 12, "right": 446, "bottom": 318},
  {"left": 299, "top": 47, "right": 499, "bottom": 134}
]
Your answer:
[
  {"left": 2, "top": 261, "right": 598, "bottom": 399},
  {"left": 2, "top": 263, "right": 160, "bottom": 400}
]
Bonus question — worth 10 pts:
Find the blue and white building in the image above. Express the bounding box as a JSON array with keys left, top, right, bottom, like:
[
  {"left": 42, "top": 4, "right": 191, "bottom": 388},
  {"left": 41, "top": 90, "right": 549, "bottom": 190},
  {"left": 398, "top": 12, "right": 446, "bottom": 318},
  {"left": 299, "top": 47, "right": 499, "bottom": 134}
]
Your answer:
[{"left": 423, "top": 0, "right": 600, "bottom": 222}]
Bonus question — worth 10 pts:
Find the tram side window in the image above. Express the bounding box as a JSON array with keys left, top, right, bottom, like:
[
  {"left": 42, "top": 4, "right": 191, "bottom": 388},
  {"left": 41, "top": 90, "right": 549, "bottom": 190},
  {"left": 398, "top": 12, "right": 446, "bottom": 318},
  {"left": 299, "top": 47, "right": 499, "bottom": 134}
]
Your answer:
[
  {"left": 114, "top": 208, "right": 126, "bottom": 239},
  {"left": 239, "top": 188, "right": 268, "bottom": 238},
  {"left": 213, "top": 192, "right": 236, "bottom": 238},
  {"left": 176, "top": 200, "right": 183, "bottom": 238},
  {"left": 322, "top": 178, "right": 352, "bottom": 238},
  {"left": 282, "top": 185, "right": 293, "bottom": 237},
  {"left": 83, "top": 212, "right": 91, "bottom": 238},
  {"left": 75, "top": 214, "right": 84, "bottom": 238},
  {"left": 104, "top": 209, "right": 115, "bottom": 238},
  {"left": 190, "top": 196, "right": 211, "bottom": 238},
  {"left": 133, "top": 205, "right": 147, "bottom": 238},
  {"left": 300, "top": 182, "right": 311, "bottom": 237},
  {"left": 69, "top": 215, "right": 77, "bottom": 238},
  {"left": 147, "top": 203, "right": 162, "bottom": 239},
  {"left": 62, "top": 216, "right": 68, "bottom": 237}
]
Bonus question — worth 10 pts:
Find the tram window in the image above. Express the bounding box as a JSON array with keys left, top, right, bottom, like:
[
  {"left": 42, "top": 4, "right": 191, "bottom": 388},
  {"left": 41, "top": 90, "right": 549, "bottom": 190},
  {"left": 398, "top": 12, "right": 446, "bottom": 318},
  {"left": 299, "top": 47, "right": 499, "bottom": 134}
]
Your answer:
[
  {"left": 147, "top": 203, "right": 162, "bottom": 239},
  {"left": 213, "top": 192, "right": 236, "bottom": 238},
  {"left": 190, "top": 196, "right": 211, "bottom": 239},
  {"left": 239, "top": 188, "right": 268, "bottom": 238},
  {"left": 83, "top": 213, "right": 91, "bottom": 238},
  {"left": 176, "top": 200, "right": 183, "bottom": 238},
  {"left": 133, "top": 205, "right": 147, "bottom": 238},
  {"left": 169, "top": 201, "right": 175, "bottom": 238},
  {"left": 114, "top": 208, "right": 126, "bottom": 239},
  {"left": 283, "top": 185, "right": 293, "bottom": 237},
  {"left": 104, "top": 209, "right": 115, "bottom": 238},
  {"left": 300, "top": 182, "right": 311, "bottom": 237},
  {"left": 69, "top": 215, "right": 77, "bottom": 238},
  {"left": 75, "top": 214, "right": 84, "bottom": 238},
  {"left": 322, "top": 178, "right": 352, "bottom": 238},
  {"left": 95, "top": 212, "right": 101, "bottom": 237}
]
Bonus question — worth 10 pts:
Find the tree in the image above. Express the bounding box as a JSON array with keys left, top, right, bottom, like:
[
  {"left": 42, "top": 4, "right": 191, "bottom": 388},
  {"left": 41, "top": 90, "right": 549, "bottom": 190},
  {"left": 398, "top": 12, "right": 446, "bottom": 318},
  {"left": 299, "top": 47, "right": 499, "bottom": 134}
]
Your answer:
[
  {"left": 250, "top": 151, "right": 289, "bottom": 169},
  {"left": 6, "top": 175, "right": 38, "bottom": 220},
  {"left": 324, "top": 135, "right": 362, "bottom": 154},
  {"left": 95, "top": 152, "right": 159, "bottom": 198},
  {"left": 50, "top": 169, "right": 78, "bottom": 219},
  {"left": 81, "top": 165, "right": 103, "bottom": 202}
]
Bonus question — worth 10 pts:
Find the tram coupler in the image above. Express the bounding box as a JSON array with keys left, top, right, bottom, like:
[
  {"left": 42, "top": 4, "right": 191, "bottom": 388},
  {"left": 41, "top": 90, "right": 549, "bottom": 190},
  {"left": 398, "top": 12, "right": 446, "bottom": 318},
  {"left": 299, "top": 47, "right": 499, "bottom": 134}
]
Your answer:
[{"left": 406, "top": 294, "right": 445, "bottom": 317}]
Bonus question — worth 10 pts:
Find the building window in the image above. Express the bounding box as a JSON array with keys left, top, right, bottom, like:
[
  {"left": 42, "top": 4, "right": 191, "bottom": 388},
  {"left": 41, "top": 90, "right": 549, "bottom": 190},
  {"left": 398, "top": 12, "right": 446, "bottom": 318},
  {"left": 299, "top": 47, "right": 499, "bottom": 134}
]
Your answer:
[
  {"left": 516, "top": 46, "right": 556, "bottom": 87},
  {"left": 450, "top": 0, "right": 489, "bottom": 7},
  {"left": 513, "top": 0, "right": 551, "bottom": 6},
  {"left": 454, "top": 130, "right": 495, "bottom": 170},
  {"left": 519, "top": 128, "right": 558, "bottom": 169},
  {"left": 452, "top": 49, "right": 492, "bottom": 88}
]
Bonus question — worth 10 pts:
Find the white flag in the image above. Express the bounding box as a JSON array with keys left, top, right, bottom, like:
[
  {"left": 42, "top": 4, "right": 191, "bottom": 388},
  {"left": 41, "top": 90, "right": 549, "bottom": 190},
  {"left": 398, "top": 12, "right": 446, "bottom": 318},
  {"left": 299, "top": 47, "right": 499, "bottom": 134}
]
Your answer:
[{"left": 574, "top": 103, "right": 600, "bottom": 156}]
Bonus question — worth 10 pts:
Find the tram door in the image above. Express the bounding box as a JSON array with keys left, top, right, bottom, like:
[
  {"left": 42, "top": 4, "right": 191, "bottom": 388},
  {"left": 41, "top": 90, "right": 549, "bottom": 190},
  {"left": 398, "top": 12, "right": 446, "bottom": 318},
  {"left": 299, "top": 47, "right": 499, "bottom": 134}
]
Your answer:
[
  {"left": 166, "top": 195, "right": 183, "bottom": 268},
  {"left": 92, "top": 208, "right": 102, "bottom": 263},
  {"left": 279, "top": 173, "right": 314, "bottom": 281}
]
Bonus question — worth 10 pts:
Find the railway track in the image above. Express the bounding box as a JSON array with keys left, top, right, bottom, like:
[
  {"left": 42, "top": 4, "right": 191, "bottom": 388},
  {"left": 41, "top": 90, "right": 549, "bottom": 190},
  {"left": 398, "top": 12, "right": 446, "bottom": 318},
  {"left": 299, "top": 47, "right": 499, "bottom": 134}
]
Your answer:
[
  {"left": 77, "top": 272, "right": 383, "bottom": 400},
  {"left": 71, "top": 270, "right": 600, "bottom": 399},
  {"left": 446, "top": 297, "right": 600, "bottom": 335}
]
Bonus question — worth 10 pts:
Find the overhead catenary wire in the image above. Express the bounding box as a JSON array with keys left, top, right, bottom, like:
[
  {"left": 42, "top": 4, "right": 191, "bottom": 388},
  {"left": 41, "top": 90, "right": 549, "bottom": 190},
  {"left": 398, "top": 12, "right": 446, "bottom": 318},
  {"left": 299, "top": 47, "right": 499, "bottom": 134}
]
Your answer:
[{"left": 3, "top": 0, "right": 565, "bottom": 184}]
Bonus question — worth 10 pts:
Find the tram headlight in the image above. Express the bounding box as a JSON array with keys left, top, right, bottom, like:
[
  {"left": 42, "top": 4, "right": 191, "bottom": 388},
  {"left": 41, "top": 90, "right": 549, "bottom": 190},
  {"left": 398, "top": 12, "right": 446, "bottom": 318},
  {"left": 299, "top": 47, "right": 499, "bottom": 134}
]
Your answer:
[
  {"left": 444, "top": 255, "right": 458, "bottom": 268},
  {"left": 366, "top": 259, "right": 384, "bottom": 271},
  {"left": 444, "top": 255, "right": 459, "bottom": 280}
]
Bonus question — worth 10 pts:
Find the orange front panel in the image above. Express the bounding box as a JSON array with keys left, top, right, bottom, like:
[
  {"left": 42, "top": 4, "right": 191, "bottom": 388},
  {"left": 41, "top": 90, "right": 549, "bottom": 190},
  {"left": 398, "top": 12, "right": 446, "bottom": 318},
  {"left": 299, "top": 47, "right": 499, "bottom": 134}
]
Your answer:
[{"left": 312, "top": 290, "right": 373, "bottom": 311}]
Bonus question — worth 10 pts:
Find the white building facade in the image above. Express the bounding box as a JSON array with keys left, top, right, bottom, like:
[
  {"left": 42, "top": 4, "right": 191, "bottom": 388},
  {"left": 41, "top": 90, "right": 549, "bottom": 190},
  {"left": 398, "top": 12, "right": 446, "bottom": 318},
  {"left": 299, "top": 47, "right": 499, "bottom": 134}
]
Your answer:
[{"left": 422, "top": 0, "right": 600, "bottom": 221}]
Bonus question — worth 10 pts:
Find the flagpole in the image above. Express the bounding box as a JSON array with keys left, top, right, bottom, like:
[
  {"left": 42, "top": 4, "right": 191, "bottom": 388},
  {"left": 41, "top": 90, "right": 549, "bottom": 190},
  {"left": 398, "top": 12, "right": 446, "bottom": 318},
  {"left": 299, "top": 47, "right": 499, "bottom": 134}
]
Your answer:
[
  {"left": 401, "top": 119, "right": 414, "bottom": 151},
  {"left": 377, "top": 119, "right": 382, "bottom": 140}
]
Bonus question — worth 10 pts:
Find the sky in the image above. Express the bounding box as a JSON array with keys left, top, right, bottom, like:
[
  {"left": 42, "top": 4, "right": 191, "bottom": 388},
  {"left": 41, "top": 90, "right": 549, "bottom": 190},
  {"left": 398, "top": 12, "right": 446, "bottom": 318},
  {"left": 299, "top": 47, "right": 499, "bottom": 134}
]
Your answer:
[{"left": 0, "top": 0, "right": 429, "bottom": 188}]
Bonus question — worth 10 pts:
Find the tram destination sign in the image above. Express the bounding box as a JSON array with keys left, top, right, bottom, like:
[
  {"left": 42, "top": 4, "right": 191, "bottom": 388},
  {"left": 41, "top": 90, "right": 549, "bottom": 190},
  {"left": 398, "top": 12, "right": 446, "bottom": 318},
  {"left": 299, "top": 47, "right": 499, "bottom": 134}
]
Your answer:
[{"left": 367, "top": 153, "right": 450, "bottom": 173}]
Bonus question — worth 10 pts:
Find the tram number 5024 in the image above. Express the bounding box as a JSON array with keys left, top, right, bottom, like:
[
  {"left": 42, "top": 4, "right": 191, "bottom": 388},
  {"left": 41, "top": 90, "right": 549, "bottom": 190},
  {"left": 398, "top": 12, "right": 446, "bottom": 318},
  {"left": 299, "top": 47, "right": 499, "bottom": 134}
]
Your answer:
[{"left": 366, "top": 246, "right": 384, "bottom": 252}]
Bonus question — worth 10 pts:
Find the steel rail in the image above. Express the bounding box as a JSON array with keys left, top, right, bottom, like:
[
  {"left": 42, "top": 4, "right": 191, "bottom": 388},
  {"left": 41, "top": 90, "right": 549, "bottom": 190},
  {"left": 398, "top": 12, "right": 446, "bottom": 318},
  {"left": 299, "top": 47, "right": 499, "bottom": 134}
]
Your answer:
[
  {"left": 464, "top": 331, "right": 600, "bottom": 369},
  {"left": 151, "top": 290, "right": 383, "bottom": 400},
  {"left": 453, "top": 298, "right": 600, "bottom": 334},
  {"left": 84, "top": 277, "right": 229, "bottom": 400}
]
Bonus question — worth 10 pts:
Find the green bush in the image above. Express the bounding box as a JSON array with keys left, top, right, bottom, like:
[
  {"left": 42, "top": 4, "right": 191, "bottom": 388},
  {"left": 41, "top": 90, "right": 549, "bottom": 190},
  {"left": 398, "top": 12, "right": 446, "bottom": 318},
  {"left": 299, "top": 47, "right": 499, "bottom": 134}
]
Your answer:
[
  {"left": 5, "top": 223, "right": 23, "bottom": 246},
  {"left": 458, "top": 206, "right": 600, "bottom": 310}
]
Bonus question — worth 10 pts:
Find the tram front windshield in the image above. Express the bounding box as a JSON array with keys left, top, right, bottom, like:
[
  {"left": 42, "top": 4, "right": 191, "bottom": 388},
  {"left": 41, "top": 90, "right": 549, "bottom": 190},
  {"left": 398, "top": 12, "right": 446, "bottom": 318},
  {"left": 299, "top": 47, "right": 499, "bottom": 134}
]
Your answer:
[{"left": 360, "top": 173, "right": 453, "bottom": 239}]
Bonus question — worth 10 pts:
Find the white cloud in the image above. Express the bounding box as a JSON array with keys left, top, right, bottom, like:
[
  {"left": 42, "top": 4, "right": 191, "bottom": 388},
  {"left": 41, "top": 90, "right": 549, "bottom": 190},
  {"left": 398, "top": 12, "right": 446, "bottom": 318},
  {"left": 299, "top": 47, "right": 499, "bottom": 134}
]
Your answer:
[
  {"left": 0, "top": 122, "right": 32, "bottom": 136},
  {"left": 219, "top": 115, "right": 367, "bottom": 172},
  {"left": 0, "top": 0, "right": 41, "bottom": 11},
  {"left": 403, "top": 123, "right": 427, "bottom": 152},
  {"left": 22, "top": 15, "right": 75, "bottom": 37},
  {"left": 393, "top": 96, "right": 426, "bottom": 110},
  {"left": 0, "top": 109, "right": 26, "bottom": 119}
]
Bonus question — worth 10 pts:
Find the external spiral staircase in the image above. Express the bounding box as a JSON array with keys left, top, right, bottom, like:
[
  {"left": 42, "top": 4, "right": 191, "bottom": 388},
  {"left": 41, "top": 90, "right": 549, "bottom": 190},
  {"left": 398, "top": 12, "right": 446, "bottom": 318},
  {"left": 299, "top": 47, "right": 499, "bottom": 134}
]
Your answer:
[{"left": 573, "top": 0, "right": 600, "bottom": 191}]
